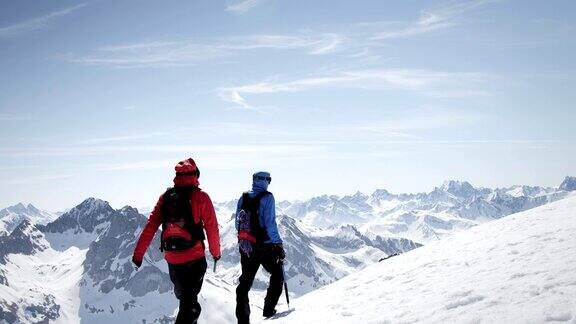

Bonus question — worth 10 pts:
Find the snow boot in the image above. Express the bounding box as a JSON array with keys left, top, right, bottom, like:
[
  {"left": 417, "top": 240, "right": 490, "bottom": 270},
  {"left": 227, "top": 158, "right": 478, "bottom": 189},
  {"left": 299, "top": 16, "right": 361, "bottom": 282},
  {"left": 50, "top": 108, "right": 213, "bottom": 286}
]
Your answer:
[
  {"left": 238, "top": 317, "right": 250, "bottom": 324},
  {"left": 263, "top": 308, "right": 277, "bottom": 318}
]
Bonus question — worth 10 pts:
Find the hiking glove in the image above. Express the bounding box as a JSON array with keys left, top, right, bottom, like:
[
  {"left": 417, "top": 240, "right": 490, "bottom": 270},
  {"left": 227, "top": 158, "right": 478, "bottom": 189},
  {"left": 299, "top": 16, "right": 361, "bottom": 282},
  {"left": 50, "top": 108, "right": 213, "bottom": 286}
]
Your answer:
[
  {"left": 274, "top": 244, "right": 286, "bottom": 261},
  {"left": 132, "top": 255, "right": 142, "bottom": 269},
  {"left": 213, "top": 255, "right": 221, "bottom": 261}
]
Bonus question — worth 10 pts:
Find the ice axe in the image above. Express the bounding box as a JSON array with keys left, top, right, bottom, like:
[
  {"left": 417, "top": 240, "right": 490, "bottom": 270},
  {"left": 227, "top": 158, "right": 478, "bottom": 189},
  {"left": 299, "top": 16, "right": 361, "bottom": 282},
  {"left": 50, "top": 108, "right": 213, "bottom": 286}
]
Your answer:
[{"left": 281, "top": 261, "right": 290, "bottom": 309}]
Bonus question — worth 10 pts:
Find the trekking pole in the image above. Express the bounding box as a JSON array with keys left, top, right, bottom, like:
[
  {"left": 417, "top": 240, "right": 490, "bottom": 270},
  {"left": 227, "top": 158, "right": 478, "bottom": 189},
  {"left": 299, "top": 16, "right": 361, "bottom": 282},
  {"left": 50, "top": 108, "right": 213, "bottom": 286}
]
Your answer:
[
  {"left": 281, "top": 261, "right": 290, "bottom": 310},
  {"left": 213, "top": 259, "right": 218, "bottom": 273}
]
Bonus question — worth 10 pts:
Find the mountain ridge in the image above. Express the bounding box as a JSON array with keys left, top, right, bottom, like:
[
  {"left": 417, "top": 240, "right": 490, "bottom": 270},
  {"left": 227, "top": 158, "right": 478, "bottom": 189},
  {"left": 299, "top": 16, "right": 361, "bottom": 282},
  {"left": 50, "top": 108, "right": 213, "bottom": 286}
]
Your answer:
[{"left": 0, "top": 177, "right": 574, "bottom": 323}]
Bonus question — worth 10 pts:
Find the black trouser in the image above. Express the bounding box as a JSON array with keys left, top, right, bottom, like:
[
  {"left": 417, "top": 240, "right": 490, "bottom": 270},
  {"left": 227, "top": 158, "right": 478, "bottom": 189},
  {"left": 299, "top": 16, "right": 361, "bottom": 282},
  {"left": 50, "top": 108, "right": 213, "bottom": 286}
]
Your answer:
[
  {"left": 236, "top": 245, "right": 284, "bottom": 323},
  {"left": 168, "top": 257, "right": 207, "bottom": 324}
]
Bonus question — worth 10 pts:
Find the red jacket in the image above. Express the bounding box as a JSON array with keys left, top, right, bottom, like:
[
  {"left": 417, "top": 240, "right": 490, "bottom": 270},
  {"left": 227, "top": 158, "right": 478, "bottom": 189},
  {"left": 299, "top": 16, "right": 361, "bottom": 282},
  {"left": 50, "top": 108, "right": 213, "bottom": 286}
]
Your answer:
[{"left": 133, "top": 177, "right": 221, "bottom": 265}]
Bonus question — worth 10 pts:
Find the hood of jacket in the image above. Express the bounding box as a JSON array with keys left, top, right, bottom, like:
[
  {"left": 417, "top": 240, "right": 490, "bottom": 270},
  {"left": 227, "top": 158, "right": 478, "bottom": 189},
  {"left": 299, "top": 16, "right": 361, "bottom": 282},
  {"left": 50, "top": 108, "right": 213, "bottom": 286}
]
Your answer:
[
  {"left": 173, "top": 158, "right": 200, "bottom": 187},
  {"left": 251, "top": 171, "right": 270, "bottom": 193}
]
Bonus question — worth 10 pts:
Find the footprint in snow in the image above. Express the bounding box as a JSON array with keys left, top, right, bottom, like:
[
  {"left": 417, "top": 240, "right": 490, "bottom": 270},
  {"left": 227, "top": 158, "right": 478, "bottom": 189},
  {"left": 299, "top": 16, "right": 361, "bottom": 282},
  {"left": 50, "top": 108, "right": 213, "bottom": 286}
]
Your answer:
[
  {"left": 544, "top": 311, "right": 573, "bottom": 322},
  {"left": 445, "top": 291, "right": 485, "bottom": 310},
  {"left": 510, "top": 273, "right": 527, "bottom": 279}
]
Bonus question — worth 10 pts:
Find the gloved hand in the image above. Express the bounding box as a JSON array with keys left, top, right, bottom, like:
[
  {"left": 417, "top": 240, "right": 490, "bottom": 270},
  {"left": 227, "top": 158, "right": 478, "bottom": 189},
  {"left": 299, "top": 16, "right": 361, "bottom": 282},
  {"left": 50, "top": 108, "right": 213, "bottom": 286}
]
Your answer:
[
  {"left": 239, "top": 240, "right": 253, "bottom": 256},
  {"left": 273, "top": 244, "right": 286, "bottom": 261},
  {"left": 213, "top": 255, "right": 221, "bottom": 262},
  {"left": 132, "top": 255, "right": 142, "bottom": 270}
]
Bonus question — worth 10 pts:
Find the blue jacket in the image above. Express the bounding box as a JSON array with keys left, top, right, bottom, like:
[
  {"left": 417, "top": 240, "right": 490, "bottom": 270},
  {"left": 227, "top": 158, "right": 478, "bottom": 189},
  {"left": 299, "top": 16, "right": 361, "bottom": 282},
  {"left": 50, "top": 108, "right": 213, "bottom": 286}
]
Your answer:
[{"left": 235, "top": 173, "right": 282, "bottom": 244}]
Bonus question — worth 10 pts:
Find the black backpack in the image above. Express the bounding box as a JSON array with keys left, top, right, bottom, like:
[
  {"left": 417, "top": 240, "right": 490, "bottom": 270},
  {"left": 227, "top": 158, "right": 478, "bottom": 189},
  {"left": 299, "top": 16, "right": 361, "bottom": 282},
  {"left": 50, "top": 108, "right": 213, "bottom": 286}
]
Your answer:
[
  {"left": 239, "top": 191, "right": 271, "bottom": 243},
  {"left": 160, "top": 186, "right": 206, "bottom": 252}
]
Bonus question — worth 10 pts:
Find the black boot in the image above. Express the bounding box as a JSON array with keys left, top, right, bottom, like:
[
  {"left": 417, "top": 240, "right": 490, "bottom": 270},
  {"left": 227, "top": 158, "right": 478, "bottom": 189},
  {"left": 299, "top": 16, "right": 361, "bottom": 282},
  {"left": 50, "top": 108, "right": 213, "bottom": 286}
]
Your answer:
[
  {"left": 238, "top": 317, "right": 250, "bottom": 324},
  {"left": 263, "top": 308, "right": 277, "bottom": 318},
  {"left": 175, "top": 299, "right": 201, "bottom": 324}
]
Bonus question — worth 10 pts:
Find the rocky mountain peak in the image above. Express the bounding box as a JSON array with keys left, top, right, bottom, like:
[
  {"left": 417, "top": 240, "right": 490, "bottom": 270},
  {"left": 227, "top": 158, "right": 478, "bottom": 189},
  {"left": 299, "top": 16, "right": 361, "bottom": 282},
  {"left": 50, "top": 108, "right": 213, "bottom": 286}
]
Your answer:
[
  {"left": 559, "top": 176, "right": 576, "bottom": 192},
  {"left": 119, "top": 205, "right": 139, "bottom": 216},
  {"left": 352, "top": 191, "right": 367, "bottom": 199},
  {"left": 1, "top": 203, "right": 33, "bottom": 215},
  {"left": 0, "top": 219, "right": 47, "bottom": 264},
  {"left": 370, "top": 189, "right": 394, "bottom": 201},
  {"left": 440, "top": 180, "right": 476, "bottom": 197},
  {"left": 76, "top": 198, "right": 113, "bottom": 213},
  {"left": 42, "top": 198, "right": 115, "bottom": 234}
]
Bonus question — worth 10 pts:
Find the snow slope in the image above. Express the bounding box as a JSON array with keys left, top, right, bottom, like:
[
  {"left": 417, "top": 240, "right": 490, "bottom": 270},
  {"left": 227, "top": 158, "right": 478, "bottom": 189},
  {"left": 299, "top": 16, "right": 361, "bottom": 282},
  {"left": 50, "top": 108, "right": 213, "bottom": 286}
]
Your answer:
[{"left": 264, "top": 194, "right": 576, "bottom": 324}]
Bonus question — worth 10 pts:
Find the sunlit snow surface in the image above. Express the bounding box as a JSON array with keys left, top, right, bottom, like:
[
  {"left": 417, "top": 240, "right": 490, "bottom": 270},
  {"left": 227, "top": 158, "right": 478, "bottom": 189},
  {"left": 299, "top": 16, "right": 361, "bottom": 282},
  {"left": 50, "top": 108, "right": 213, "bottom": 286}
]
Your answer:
[{"left": 258, "top": 194, "right": 576, "bottom": 323}]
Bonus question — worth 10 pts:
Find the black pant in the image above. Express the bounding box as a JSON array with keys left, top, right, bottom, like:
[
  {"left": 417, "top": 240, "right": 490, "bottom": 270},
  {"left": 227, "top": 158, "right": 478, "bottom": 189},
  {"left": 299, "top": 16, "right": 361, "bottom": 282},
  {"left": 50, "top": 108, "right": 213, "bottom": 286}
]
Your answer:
[
  {"left": 236, "top": 245, "right": 284, "bottom": 323},
  {"left": 168, "top": 258, "right": 207, "bottom": 324}
]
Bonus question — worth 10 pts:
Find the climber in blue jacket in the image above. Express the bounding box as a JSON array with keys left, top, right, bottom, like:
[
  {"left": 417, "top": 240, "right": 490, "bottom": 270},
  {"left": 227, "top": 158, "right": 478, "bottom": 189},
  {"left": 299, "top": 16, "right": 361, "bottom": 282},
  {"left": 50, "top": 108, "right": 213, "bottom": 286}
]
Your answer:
[{"left": 235, "top": 171, "right": 285, "bottom": 324}]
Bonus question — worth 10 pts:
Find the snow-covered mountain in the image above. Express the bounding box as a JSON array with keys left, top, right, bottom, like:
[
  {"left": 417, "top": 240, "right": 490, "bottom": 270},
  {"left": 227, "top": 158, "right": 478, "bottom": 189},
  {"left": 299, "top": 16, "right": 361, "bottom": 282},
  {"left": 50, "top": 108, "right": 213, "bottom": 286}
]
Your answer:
[
  {"left": 215, "top": 213, "right": 420, "bottom": 296},
  {"left": 1, "top": 198, "right": 236, "bottom": 324},
  {"left": 559, "top": 176, "right": 576, "bottom": 191},
  {"left": 265, "top": 193, "right": 576, "bottom": 323},
  {"left": 0, "top": 176, "right": 574, "bottom": 323},
  {"left": 275, "top": 177, "right": 573, "bottom": 244},
  {"left": 0, "top": 197, "right": 416, "bottom": 323},
  {"left": 0, "top": 203, "right": 56, "bottom": 236}
]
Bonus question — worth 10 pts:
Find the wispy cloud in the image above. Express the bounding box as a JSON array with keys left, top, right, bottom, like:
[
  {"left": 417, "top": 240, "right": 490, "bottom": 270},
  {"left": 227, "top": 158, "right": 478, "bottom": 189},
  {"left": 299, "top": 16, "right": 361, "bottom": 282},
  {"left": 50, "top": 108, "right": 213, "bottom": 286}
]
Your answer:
[
  {"left": 95, "top": 159, "right": 175, "bottom": 171},
  {"left": 0, "top": 4, "right": 85, "bottom": 38},
  {"left": 0, "top": 113, "right": 33, "bottom": 121},
  {"left": 226, "top": 0, "right": 267, "bottom": 14},
  {"left": 0, "top": 144, "right": 322, "bottom": 157},
  {"left": 338, "top": 109, "right": 484, "bottom": 139},
  {"left": 3, "top": 173, "right": 74, "bottom": 185},
  {"left": 72, "top": 33, "right": 344, "bottom": 68},
  {"left": 0, "top": 165, "right": 39, "bottom": 171},
  {"left": 80, "top": 132, "right": 169, "bottom": 144},
  {"left": 220, "top": 68, "right": 492, "bottom": 108},
  {"left": 371, "top": 0, "right": 494, "bottom": 40}
]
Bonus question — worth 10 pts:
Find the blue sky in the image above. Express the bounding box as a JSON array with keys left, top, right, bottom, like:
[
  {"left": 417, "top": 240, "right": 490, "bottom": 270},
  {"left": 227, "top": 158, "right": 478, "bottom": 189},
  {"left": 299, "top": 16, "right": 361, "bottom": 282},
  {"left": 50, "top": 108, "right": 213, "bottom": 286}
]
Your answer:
[{"left": 1, "top": 0, "right": 575, "bottom": 211}]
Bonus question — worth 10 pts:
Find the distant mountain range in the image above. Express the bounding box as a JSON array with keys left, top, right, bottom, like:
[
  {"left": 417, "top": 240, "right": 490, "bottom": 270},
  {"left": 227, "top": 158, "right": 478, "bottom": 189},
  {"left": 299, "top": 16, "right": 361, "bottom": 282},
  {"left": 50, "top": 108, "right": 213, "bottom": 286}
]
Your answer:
[
  {"left": 0, "top": 176, "right": 574, "bottom": 323},
  {"left": 271, "top": 176, "right": 575, "bottom": 244},
  {"left": 0, "top": 203, "right": 56, "bottom": 236}
]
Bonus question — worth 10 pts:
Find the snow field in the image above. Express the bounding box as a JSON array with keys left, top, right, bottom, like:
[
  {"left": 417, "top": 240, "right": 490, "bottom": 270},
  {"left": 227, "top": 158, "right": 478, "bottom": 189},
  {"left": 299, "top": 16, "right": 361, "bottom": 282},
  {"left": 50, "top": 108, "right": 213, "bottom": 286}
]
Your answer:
[
  {"left": 263, "top": 194, "right": 576, "bottom": 323},
  {"left": 4, "top": 247, "right": 86, "bottom": 323}
]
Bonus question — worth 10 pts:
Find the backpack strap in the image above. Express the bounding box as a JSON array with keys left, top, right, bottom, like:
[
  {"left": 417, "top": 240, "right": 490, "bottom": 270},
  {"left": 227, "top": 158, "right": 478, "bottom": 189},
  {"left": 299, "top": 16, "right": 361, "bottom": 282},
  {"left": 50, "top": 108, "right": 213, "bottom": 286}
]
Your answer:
[
  {"left": 255, "top": 191, "right": 270, "bottom": 200},
  {"left": 240, "top": 191, "right": 270, "bottom": 212},
  {"left": 184, "top": 187, "right": 205, "bottom": 242}
]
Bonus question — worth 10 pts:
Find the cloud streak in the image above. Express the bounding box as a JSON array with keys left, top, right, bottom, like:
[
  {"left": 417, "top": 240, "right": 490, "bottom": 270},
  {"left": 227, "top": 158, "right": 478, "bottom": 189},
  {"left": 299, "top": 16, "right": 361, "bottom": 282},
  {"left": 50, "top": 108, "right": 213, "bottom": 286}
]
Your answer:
[
  {"left": 371, "top": 0, "right": 494, "bottom": 40},
  {"left": 0, "top": 113, "right": 33, "bottom": 121},
  {"left": 3, "top": 173, "right": 74, "bottom": 185},
  {"left": 80, "top": 132, "right": 170, "bottom": 144},
  {"left": 0, "top": 4, "right": 85, "bottom": 38},
  {"left": 0, "top": 143, "right": 323, "bottom": 157},
  {"left": 72, "top": 33, "right": 344, "bottom": 68},
  {"left": 69, "top": 1, "right": 498, "bottom": 68},
  {"left": 220, "top": 68, "right": 492, "bottom": 108},
  {"left": 226, "top": 0, "right": 267, "bottom": 14}
]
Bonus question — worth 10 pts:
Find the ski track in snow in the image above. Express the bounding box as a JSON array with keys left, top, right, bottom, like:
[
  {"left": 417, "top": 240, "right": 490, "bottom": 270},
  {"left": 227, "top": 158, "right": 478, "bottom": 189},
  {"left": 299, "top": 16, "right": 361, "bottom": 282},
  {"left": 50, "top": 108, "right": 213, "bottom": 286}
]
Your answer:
[{"left": 257, "top": 194, "right": 576, "bottom": 324}]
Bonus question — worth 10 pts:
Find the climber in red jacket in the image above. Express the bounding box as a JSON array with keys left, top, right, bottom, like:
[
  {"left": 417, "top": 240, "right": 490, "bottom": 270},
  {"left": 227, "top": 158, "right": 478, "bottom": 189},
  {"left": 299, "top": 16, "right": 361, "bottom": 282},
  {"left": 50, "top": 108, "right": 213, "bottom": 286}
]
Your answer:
[{"left": 132, "top": 158, "right": 221, "bottom": 324}]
